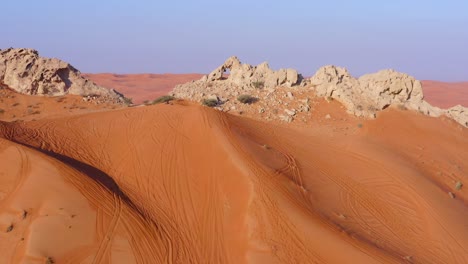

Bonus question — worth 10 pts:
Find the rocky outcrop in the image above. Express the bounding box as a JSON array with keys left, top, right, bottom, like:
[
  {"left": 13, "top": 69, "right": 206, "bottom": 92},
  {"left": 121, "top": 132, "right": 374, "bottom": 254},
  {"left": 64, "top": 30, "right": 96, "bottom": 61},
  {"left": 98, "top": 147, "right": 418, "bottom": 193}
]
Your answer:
[
  {"left": 446, "top": 105, "right": 468, "bottom": 127},
  {"left": 308, "top": 66, "right": 468, "bottom": 126},
  {"left": 0, "top": 48, "right": 125, "bottom": 103},
  {"left": 172, "top": 56, "right": 303, "bottom": 106},
  {"left": 309, "top": 66, "right": 424, "bottom": 117},
  {"left": 173, "top": 56, "right": 467, "bottom": 127},
  {"left": 205, "top": 56, "right": 301, "bottom": 89}
]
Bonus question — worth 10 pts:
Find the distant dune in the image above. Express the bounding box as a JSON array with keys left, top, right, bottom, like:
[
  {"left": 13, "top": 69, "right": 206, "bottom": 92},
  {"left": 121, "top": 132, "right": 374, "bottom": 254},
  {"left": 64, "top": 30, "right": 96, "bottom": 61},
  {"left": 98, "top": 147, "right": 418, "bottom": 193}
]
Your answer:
[
  {"left": 83, "top": 73, "right": 204, "bottom": 104},
  {"left": 422, "top": 81, "right": 468, "bottom": 108},
  {"left": 1, "top": 101, "right": 467, "bottom": 263}
]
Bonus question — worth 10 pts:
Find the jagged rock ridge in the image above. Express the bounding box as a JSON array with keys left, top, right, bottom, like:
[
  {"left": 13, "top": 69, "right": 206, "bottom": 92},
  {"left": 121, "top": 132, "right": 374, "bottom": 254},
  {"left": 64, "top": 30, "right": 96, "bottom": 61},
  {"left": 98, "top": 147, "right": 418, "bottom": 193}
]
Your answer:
[
  {"left": 204, "top": 56, "right": 302, "bottom": 89},
  {"left": 172, "top": 57, "right": 467, "bottom": 127},
  {"left": 0, "top": 48, "right": 125, "bottom": 103}
]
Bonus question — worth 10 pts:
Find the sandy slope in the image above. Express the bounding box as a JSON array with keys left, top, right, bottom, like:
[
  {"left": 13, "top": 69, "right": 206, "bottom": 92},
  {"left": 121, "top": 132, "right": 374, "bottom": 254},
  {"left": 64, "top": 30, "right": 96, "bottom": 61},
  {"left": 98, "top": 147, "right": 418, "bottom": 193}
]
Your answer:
[
  {"left": 83, "top": 73, "right": 204, "bottom": 104},
  {"left": 0, "top": 87, "right": 126, "bottom": 122},
  {"left": 0, "top": 100, "right": 467, "bottom": 263},
  {"left": 421, "top": 81, "right": 468, "bottom": 108}
]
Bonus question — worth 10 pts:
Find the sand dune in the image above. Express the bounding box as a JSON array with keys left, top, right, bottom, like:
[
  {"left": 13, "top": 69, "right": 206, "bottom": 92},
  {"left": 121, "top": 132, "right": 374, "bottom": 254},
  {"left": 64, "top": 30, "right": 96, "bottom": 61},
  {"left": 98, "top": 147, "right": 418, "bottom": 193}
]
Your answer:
[
  {"left": 422, "top": 81, "right": 468, "bottom": 108},
  {"left": 83, "top": 74, "right": 204, "bottom": 104},
  {"left": 0, "top": 100, "right": 467, "bottom": 263}
]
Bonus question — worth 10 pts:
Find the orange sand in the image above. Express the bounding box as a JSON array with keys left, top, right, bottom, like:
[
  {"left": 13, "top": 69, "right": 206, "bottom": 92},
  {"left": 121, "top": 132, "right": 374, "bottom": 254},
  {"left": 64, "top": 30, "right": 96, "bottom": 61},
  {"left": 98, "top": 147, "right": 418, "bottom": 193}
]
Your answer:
[
  {"left": 422, "top": 81, "right": 468, "bottom": 108},
  {"left": 83, "top": 73, "right": 204, "bottom": 104},
  {"left": 0, "top": 97, "right": 467, "bottom": 263}
]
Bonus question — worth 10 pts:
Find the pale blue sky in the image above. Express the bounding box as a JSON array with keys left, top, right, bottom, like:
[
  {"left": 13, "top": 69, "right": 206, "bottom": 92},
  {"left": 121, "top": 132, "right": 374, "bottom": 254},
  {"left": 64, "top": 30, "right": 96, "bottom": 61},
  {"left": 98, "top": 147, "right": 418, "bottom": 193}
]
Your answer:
[{"left": 1, "top": 0, "right": 467, "bottom": 80}]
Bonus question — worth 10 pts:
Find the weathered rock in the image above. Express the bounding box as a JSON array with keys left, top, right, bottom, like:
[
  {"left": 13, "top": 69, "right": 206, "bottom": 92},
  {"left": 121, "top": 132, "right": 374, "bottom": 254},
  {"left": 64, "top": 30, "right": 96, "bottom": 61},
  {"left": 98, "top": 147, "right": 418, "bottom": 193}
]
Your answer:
[
  {"left": 446, "top": 105, "right": 468, "bottom": 127},
  {"left": 0, "top": 48, "right": 125, "bottom": 103},
  {"left": 308, "top": 66, "right": 468, "bottom": 127},
  {"left": 202, "top": 56, "right": 302, "bottom": 90},
  {"left": 285, "top": 109, "right": 296, "bottom": 116},
  {"left": 172, "top": 56, "right": 468, "bottom": 127}
]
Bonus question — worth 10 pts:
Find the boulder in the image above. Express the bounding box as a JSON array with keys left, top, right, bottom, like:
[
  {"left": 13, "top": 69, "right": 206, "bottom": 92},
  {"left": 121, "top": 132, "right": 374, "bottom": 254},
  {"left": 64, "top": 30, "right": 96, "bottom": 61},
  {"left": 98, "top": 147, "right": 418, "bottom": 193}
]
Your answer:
[{"left": 0, "top": 48, "right": 125, "bottom": 102}]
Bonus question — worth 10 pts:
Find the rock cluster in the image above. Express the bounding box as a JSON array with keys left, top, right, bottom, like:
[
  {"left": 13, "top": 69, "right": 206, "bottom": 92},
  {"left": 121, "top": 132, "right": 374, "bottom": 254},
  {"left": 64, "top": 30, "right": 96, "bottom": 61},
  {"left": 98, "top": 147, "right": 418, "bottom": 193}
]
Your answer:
[
  {"left": 0, "top": 48, "right": 125, "bottom": 103},
  {"left": 309, "top": 66, "right": 425, "bottom": 117},
  {"left": 172, "top": 56, "right": 303, "bottom": 104},
  {"left": 308, "top": 66, "right": 467, "bottom": 126},
  {"left": 172, "top": 56, "right": 467, "bottom": 127},
  {"left": 203, "top": 56, "right": 301, "bottom": 89}
]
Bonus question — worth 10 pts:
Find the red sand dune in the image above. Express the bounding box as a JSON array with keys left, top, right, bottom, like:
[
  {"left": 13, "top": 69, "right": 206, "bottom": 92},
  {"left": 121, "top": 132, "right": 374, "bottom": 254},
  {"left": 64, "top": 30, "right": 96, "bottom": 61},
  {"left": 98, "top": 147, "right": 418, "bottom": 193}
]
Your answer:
[
  {"left": 0, "top": 100, "right": 467, "bottom": 263},
  {"left": 83, "top": 73, "right": 204, "bottom": 104},
  {"left": 421, "top": 81, "right": 468, "bottom": 108}
]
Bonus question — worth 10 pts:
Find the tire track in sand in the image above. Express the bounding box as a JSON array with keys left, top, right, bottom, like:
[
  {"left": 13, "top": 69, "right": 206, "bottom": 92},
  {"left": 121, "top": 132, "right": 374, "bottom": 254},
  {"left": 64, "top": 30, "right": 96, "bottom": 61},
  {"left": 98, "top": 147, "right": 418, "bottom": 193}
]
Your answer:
[{"left": 92, "top": 193, "right": 123, "bottom": 264}]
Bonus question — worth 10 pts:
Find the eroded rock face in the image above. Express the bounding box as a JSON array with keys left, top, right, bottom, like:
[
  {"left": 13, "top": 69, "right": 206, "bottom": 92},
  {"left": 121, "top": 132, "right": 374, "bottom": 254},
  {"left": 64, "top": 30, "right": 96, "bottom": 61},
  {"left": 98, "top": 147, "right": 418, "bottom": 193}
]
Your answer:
[
  {"left": 309, "top": 66, "right": 425, "bottom": 117},
  {"left": 0, "top": 48, "right": 124, "bottom": 102},
  {"left": 206, "top": 56, "right": 302, "bottom": 89},
  {"left": 308, "top": 66, "right": 468, "bottom": 126},
  {"left": 172, "top": 56, "right": 304, "bottom": 108},
  {"left": 446, "top": 105, "right": 468, "bottom": 127},
  {"left": 173, "top": 57, "right": 467, "bottom": 127}
]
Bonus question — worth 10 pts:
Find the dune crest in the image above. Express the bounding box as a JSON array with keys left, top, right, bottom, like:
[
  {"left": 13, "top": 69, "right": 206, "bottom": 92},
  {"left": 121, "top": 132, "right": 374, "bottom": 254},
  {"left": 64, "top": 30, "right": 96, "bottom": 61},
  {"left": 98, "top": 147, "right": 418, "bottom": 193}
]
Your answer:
[{"left": 0, "top": 102, "right": 467, "bottom": 263}]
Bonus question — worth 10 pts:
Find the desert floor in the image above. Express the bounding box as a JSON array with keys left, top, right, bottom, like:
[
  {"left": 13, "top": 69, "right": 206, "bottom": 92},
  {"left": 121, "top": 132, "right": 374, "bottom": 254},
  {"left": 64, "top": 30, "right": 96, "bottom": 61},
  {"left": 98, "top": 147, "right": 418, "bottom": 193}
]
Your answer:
[{"left": 0, "top": 78, "right": 467, "bottom": 263}]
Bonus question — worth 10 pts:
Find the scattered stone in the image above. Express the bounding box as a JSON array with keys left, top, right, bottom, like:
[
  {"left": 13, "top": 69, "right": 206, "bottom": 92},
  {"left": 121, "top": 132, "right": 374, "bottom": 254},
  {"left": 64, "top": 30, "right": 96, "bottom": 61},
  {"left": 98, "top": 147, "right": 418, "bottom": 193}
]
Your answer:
[
  {"left": 325, "top": 114, "right": 331, "bottom": 119},
  {"left": 279, "top": 115, "right": 294, "bottom": 123},
  {"left": 22, "top": 210, "right": 28, "bottom": 219},
  {"left": 285, "top": 109, "right": 296, "bottom": 116},
  {"left": 403, "top": 255, "right": 413, "bottom": 262},
  {"left": 455, "top": 181, "right": 463, "bottom": 191},
  {"left": 448, "top": 192, "right": 455, "bottom": 199}
]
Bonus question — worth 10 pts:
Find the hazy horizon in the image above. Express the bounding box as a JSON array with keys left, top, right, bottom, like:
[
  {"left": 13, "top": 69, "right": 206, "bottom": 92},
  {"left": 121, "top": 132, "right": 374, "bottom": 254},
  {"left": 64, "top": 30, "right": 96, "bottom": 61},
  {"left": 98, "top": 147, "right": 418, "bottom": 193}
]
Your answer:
[{"left": 1, "top": 0, "right": 467, "bottom": 81}]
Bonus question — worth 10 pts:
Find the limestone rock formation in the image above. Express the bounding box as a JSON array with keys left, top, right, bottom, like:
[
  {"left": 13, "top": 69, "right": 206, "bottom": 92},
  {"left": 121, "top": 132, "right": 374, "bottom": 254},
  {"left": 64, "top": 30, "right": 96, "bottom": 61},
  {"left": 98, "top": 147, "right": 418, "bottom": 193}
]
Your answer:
[
  {"left": 309, "top": 66, "right": 424, "bottom": 118},
  {"left": 172, "top": 56, "right": 468, "bottom": 127},
  {"left": 0, "top": 48, "right": 125, "bottom": 102},
  {"left": 309, "top": 66, "right": 467, "bottom": 126},
  {"left": 205, "top": 56, "right": 301, "bottom": 89},
  {"left": 172, "top": 56, "right": 304, "bottom": 108},
  {"left": 446, "top": 105, "right": 468, "bottom": 127}
]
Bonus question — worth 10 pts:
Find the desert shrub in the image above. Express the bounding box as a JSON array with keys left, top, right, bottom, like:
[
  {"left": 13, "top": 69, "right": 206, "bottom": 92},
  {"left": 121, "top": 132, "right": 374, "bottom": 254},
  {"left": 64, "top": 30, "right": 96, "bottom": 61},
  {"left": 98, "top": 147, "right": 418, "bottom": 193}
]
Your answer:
[
  {"left": 152, "top": 95, "right": 175, "bottom": 104},
  {"left": 12, "top": 103, "right": 20, "bottom": 107},
  {"left": 46, "top": 257, "right": 55, "bottom": 264},
  {"left": 455, "top": 181, "right": 463, "bottom": 190},
  {"left": 0, "top": 109, "right": 4, "bottom": 114},
  {"left": 123, "top": 97, "right": 133, "bottom": 105},
  {"left": 237, "top": 94, "right": 257, "bottom": 104},
  {"left": 357, "top": 123, "right": 363, "bottom": 128},
  {"left": 202, "top": 98, "right": 218, "bottom": 107},
  {"left": 252, "top": 81, "right": 264, "bottom": 89}
]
